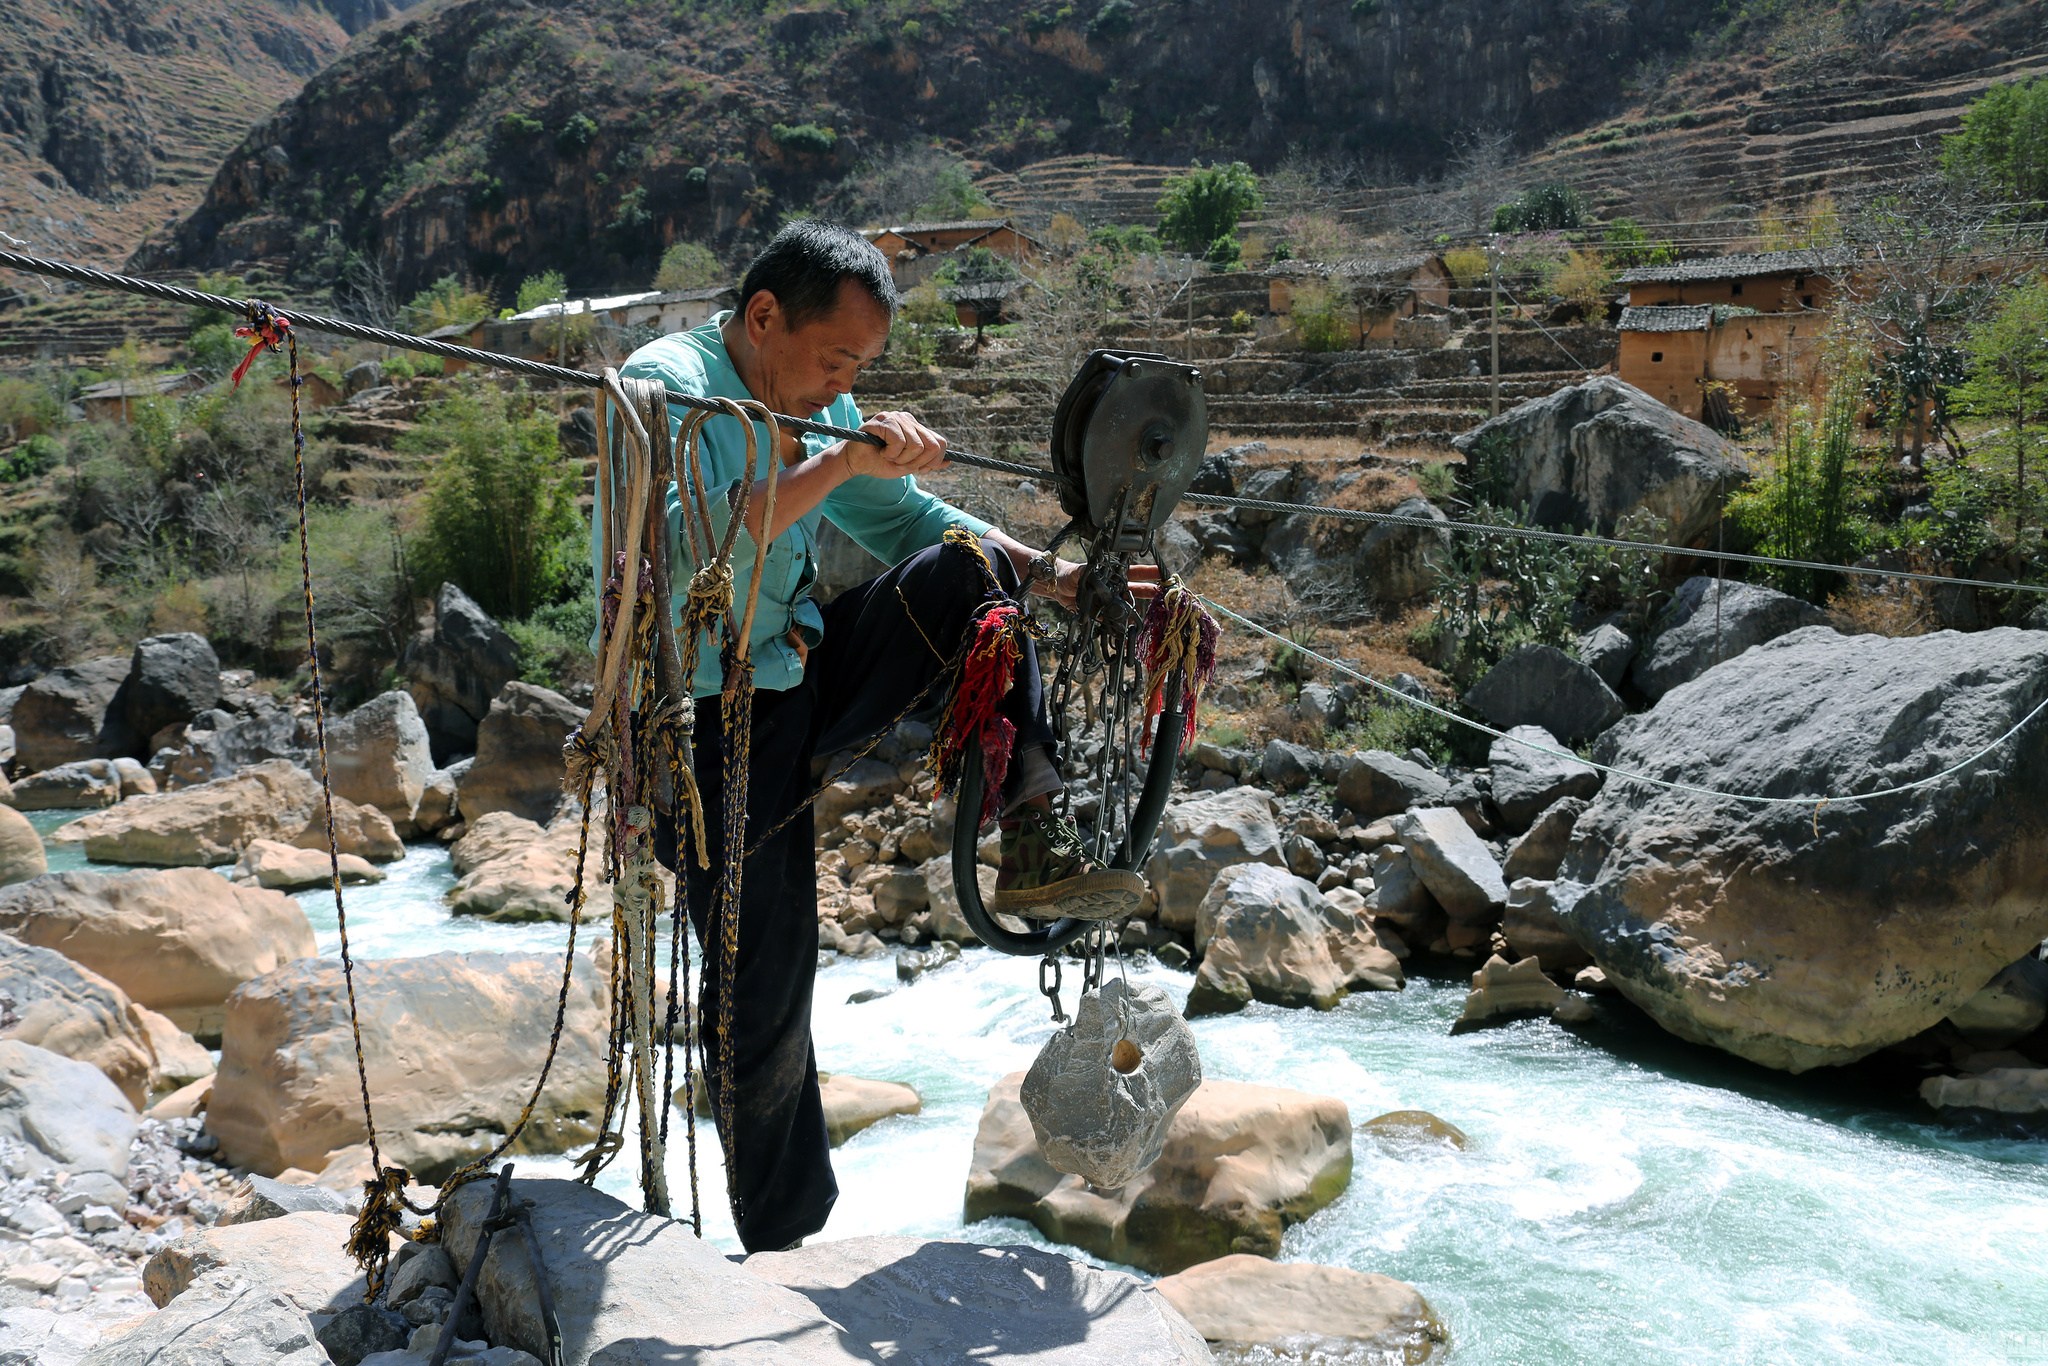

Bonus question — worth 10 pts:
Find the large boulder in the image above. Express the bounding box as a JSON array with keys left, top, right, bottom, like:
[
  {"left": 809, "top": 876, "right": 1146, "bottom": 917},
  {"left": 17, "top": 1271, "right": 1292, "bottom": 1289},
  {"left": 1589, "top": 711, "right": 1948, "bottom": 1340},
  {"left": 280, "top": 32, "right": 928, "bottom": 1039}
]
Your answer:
[
  {"left": 1920, "top": 1068, "right": 2048, "bottom": 1129},
  {"left": 0, "top": 867, "right": 316, "bottom": 1041},
  {"left": 208, "top": 950, "right": 610, "bottom": 1181},
  {"left": 1393, "top": 807, "right": 1508, "bottom": 945},
  {"left": 1502, "top": 796, "right": 1587, "bottom": 882},
  {"left": 7, "top": 757, "right": 125, "bottom": 809},
  {"left": 1451, "top": 374, "right": 1745, "bottom": 545},
  {"left": 402, "top": 583, "right": 522, "bottom": 763},
  {"left": 1500, "top": 879, "right": 1592, "bottom": 972},
  {"left": 1451, "top": 953, "right": 1568, "bottom": 1033},
  {"left": 1631, "top": 576, "right": 1831, "bottom": 700},
  {"left": 48, "top": 759, "right": 402, "bottom": 867},
  {"left": 1487, "top": 725, "right": 1601, "bottom": 832},
  {"left": 446, "top": 810, "right": 614, "bottom": 923},
  {"left": 457, "top": 682, "right": 583, "bottom": 824},
  {"left": 1462, "top": 643, "right": 1624, "bottom": 745},
  {"left": 158, "top": 701, "right": 306, "bottom": 788},
  {"left": 1357, "top": 495, "right": 1451, "bottom": 604},
  {"left": 1556, "top": 626, "right": 2048, "bottom": 1072},
  {"left": 439, "top": 1176, "right": 844, "bottom": 1365},
  {"left": 1154, "top": 1255, "right": 1446, "bottom": 1363},
  {"left": 0, "top": 1039, "right": 137, "bottom": 1178},
  {"left": 818, "top": 1073, "right": 921, "bottom": 1146},
  {"left": 118, "top": 633, "right": 220, "bottom": 743},
  {"left": 11, "top": 655, "right": 129, "bottom": 770},
  {"left": 1335, "top": 749, "right": 1448, "bottom": 820},
  {"left": 966, "top": 1073, "right": 1352, "bottom": 1274},
  {"left": 1143, "top": 787, "right": 1285, "bottom": 931},
  {"left": 76, "top": 1268, "right": 328, "bottom": 1366},
  {"left": 322, "top": 690, "right": 435, "bottom": 832},
  {"left": 1945, "top": 954, "right": 2048, "bottom": 1046},
  {"left": 0, "top": 804, "right": 45, "bottom": 886},
  {"left": 0, "top": 932, "right": 155, "bottom": 1107},
  {"left": 748, "top": 1236, "right": 1212, "bottom": 1364},
  {"left": 142, "top": 1211, "right": 372, "bottom": 1312},
  {"left": 1187, "top": 863, "right": 1402, "bottom": 1016},
  {"left": 230, "top": 838, "right": 385, "bottom": 891}
]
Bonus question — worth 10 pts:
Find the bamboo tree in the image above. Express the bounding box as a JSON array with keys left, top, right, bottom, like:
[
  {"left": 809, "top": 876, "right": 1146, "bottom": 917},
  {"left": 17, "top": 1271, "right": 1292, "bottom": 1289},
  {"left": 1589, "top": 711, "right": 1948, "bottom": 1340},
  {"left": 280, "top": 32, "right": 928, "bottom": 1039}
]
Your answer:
[{"left": 1952, "top": 277, "right": 2048, "bottom": 544}]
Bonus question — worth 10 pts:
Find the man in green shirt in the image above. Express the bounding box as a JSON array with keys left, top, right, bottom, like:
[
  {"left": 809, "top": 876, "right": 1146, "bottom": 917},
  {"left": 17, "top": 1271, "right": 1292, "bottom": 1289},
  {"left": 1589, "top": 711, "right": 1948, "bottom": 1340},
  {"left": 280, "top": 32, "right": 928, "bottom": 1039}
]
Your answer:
[{"left": 606, "top": 221, "right": 1147, "bottom": 1251}]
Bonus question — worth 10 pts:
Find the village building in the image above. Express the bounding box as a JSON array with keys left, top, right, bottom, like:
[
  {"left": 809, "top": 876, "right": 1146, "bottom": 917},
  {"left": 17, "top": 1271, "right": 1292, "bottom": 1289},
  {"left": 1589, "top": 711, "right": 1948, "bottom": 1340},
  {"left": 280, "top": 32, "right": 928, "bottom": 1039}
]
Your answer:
[
  {"left": 75, "top": 372, "right": 207, "bottom": 423},
  {"left": 1615, "top": 249, "right": 1849, "bottom": 424},
  {"left": 940, "top": 279, "right": 1032, "bottom": 337},
  {"left": 468, "top": 285, "right": 740, "bottom": 367},
  {"left": 865, "top": 220, "right": 1042, "bottom": 288},
  {"left": 1265, "top": 253, "right": 1454, "bottom": 346}
]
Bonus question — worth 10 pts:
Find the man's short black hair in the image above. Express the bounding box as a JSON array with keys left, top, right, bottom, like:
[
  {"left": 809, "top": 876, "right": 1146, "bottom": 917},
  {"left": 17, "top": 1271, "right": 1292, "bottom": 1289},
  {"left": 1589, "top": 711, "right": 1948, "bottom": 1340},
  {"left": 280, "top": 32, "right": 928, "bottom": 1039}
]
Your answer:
[{"left": 737, "top": 220, "right": 898, "bottom": 329}]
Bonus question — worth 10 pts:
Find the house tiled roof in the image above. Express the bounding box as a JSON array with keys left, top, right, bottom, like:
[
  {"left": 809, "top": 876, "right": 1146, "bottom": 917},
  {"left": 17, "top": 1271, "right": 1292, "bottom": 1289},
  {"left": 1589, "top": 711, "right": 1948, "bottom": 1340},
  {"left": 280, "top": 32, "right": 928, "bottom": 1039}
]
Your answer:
[
  {"left": 873, "top": 219, "right": 1016, "bottom": 236},
  {"left": 1619, "top": 305, "right": 1713, "bottom": 333},
  {"left": 940, "top": 279, "right": 1030, "bottom": 303},
  {"left": 1616, "top": 248, "right": 1850, "bottom": 285},
  {"left": 1267, "top": 252, "right": 1439, "bottom": 282}
]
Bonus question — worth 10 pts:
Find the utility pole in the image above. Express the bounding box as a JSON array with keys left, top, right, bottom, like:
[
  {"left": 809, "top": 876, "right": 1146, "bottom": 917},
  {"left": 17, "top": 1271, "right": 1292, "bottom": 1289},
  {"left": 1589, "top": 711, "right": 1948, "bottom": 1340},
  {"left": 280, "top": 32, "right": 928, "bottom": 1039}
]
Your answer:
[{"left": 1488, "top": 236, "right": 1501, "bottom": 419}]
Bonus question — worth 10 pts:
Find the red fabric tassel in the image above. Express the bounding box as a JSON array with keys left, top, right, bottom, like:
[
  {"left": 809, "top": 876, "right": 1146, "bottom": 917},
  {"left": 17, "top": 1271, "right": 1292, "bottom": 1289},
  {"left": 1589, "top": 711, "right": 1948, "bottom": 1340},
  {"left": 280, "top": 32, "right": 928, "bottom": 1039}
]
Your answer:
[
  {"left": 932, "top": 601, "right": 1024, "bottom": 826},
  {"left": 230, "top": 310, "right": 292, "bottom": 388}
]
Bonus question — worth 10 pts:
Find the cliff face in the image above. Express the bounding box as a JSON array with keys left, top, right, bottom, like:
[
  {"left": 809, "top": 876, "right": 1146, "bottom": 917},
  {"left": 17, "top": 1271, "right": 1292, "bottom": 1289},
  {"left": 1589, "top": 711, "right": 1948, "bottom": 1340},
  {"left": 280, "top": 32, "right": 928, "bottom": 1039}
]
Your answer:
[
  {"left": 131, "top": 0, "right": 1705, "bottom": 297},
  {"left": 0, "top": 0, "right": 429, "bottom": 267}
]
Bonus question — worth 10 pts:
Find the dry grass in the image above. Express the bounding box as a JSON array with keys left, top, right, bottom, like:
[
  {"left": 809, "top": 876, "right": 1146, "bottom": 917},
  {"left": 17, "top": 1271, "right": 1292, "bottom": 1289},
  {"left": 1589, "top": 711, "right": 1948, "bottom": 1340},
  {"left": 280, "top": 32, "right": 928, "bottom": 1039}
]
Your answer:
[{"left": 1826, "top": 581, "right": 1938, "bottom": 637}]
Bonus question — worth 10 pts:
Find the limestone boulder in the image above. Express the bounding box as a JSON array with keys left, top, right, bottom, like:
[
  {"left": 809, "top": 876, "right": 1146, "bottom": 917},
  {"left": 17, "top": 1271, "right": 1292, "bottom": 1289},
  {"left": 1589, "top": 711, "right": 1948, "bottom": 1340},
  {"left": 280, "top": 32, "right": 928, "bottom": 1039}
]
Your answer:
[
  {"left": 1451, "top": 954, "right": 1567, "bottom": 1033},
  {"left": 966, "top": 1073, "right": 1352, "bottom": 1274},
  {"left": 1187, "top": 864, "right": 1401, "bottom": 1017},
  {"left": 414, "top": 763, "right": 464, "bottom": 836},
  {"left": 1630, "top": 576, "right": 1829, "bottom": 701},
  {"left": 0, "top": 804, "right": 45, "bottom": 887},
  {"left": 456, "top": 683, "right": 582, "bottom": 824},
  {"left": 138, "top": 1005, "right": 214, "bottom": 1091},
  {"left": 1487, "top": 725, "right": 1601, "bottom": 832},
  {"left": 78, "top": 1268, "right": 329, "bottom": 1365},
  {"left": 1557, "top": 626, "right": 2048, "bottom": 1071},
  {"left": 323, "top": 690, "right": 435, "bottom": 833},
  {"left": 1143, "top": 787, "right": 1285, "bottom": 931},
  {"left": 1944, "top": 954, "right": 2048, "bottom": 1047},
  {"left": 0, "top": 933, "right": 155, "bottom": 1107},
  {"left": 749, "top": 1236, "right": 1213, "bottom": 1364},
  {"left": 1154, "top": 1255, "right": 1446, "bottom": 1363},
  {"left": 1920, "top": 1068, "right": 2048, "bottom": 1128},
  {"left": 0, "top": 1039, "right": 137, "bottom": 1179},
  {"left": 445, "top": 811, "right": 613, "bottom": 923},
  {"left": 1394, "top": 807, "right": 1508, "bottom": 947},
  {"left": 814, "top": 757, "right": 904, "bottom": 832},
  {"left": 12, "top": 655, "right": 129, "bottom": 770},
  {"left": 0, "top": 867, "right": 316, "bottom": 1040},
  {"left": 1357, "top": 495, "right": 1451, "bottom": 604},
  {"left": 1577, "top": 620, "right": 1638, "bottom": 690},
  {"left": 1334, "top": 749, "right": 1448, "bottom": 821},
  {"left": 1365, "top": 845, "right": 1443, "bottom": 945},
  {"left": 143, "top": 1210, "right": 374, "bottom": 1313},
  {"left": 1462, "top": 643, "right": 1624, "bottom": 745},
  {"left": 230, "top": 838, "right": 385, "bottom": 891},
  {"left": 819, "top": 1073, "right": 921, "bottom": 1146},
  {"left": 208, "top": 951, "right": 610, "bottom": 1181},
  {"left": 8, "top": 758, "right": 123, "bottom": 809},
  {"left": 119, "top": 633, "right": 221, "bottom": 744},
  {"left": 1451, "top": 373, "right": 1746, "bottom": 544},
  {"left": 157, "top": 701, "right": 306, "bottom": 789},
  {"left": 402, "top": 583, "right": 523, "bottom": 764},
  {"left": 48, "top": 759, "right": 402, "bottom": 866},
  {"left": 1502, "top": 796, "right": 1587, "bottom": 882},
  {"left": 1501, "top": 880, "right": 1592, "bottom": 972},
  {"left": 441, "top": 1176, "right": 844, "bottom": 1365}
]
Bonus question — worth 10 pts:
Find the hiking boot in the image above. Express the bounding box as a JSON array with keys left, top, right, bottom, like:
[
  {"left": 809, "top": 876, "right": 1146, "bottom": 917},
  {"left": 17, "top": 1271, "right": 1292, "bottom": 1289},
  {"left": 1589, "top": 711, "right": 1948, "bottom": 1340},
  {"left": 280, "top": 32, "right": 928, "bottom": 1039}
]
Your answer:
[{"left": 989, "top": 805, "right": 1145, "bottom": 922}]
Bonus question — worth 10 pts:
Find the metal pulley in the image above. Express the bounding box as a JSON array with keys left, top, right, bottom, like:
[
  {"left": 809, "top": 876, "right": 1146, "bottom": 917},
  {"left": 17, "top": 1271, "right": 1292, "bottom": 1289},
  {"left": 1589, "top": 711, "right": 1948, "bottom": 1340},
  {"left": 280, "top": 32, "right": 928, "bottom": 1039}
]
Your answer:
[{"left": 1050, "top": 349, "right": 1208, "bottom": 553}]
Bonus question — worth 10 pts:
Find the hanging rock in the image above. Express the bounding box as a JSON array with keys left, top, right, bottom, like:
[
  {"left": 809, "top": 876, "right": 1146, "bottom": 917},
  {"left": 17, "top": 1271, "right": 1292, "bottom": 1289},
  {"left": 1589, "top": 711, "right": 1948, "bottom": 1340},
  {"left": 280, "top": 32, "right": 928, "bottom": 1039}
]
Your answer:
[
  {"left": 968, "top": 1074, "right": 1351, "bottom": 1274},
  {"left": 1020, "top": 979, "right": 1202, "bottom": 1189}
]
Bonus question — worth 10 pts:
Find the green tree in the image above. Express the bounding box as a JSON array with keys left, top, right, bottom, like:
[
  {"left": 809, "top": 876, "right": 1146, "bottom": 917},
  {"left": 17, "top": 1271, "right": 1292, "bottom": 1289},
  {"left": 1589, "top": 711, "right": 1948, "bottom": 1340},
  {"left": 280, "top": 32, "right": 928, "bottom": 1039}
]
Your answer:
[
  {"left": 1952, "top": 276, "right": 2048, "bottom": 543},
  {"left": 401, "top": 382, "right": 580, "bottom": 619},
  {"left": 1492, "top": 182, "right": 1589, "bottom": 234},
  {"left": 402, "top": 276, "right": 491, "bottom": 332},
  {"left": 654, "top": 240, "right": 724, "bottom": 291},
  {"left": 933, "top": 246, "right": 1021, "bottom": 286},
  {"left": 1157, "top": 161, "right": 1262, "bottom": 258},
  {"left": 1726, "top": 343, "right": 1875, "bottom": 601},
  {"left": 1941, "top": 77, "right": 2048, "bottom": 216},
  {"left": 515, "top": 271, "right": 567, "bottom": 314}
]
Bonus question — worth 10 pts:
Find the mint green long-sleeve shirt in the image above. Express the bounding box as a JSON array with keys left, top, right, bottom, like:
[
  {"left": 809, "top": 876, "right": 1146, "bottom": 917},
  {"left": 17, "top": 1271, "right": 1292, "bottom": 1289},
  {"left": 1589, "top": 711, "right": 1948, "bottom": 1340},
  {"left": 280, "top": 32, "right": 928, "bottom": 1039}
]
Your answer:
[{"left": 596, "top": 312, "right": 992, "bottom": 698}]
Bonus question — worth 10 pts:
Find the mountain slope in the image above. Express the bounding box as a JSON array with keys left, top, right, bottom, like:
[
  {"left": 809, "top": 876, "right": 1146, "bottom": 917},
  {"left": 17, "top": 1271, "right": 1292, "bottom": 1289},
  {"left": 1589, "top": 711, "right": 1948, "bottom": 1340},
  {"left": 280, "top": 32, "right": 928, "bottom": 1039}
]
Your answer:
[{"left": 0, "top": 0, "right": 427, "bottom": 268}]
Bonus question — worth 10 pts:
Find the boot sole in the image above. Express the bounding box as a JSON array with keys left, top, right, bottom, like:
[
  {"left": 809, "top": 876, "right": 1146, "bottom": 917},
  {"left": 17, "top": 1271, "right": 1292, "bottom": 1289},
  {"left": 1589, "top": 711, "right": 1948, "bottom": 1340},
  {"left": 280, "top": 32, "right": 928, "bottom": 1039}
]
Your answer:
[{"left": 988, "top": 869, "right": 1146, "bottom": 923}]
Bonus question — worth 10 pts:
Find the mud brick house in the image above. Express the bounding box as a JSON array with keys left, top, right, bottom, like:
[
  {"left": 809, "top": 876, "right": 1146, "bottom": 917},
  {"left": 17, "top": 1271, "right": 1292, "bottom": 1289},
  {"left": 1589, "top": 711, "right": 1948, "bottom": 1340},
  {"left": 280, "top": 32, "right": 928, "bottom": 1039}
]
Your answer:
[
  {"left": 1266, "top": 253, "right": 1454, "bottom": 346},
  {"left": 865, "top": 220, "right": 1043, "bottom": 287},
  {"left": 1616, "top": 249, "right": 1849, "bottom": 424}
]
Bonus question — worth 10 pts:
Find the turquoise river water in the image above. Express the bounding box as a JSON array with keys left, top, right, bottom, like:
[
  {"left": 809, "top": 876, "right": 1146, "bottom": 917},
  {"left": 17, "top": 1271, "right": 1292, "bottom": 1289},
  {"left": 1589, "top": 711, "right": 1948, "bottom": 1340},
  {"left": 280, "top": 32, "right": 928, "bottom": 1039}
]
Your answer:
[{"left": 26, "top": 816, "right": 2048, "bottom": 1364}]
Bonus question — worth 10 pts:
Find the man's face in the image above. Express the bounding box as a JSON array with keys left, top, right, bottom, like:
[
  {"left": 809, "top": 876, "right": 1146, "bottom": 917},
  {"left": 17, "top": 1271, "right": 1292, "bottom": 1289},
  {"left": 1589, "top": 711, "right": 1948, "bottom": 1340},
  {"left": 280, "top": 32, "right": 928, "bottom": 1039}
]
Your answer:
[{"left": 749, "top": 278, "right": 890, "bottom": 414}]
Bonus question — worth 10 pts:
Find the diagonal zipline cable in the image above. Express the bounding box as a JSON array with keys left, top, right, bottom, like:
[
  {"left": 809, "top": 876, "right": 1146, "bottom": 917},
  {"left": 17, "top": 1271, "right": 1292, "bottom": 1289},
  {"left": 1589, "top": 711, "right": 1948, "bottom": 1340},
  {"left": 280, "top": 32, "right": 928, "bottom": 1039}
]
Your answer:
[
  {"left": 1199, "top": 594, "right": 2048, "bottom": 810},
  {"left": 5, "top": 246, "right": 2043, "bottom": 598}
]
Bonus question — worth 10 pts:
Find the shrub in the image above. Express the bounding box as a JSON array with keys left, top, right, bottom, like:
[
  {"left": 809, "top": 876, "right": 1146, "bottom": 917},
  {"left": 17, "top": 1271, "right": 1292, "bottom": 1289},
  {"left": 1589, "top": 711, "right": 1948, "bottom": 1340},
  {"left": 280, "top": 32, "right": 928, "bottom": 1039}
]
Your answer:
[
  {"left": 1951, "top": 275, "right": 2048, "bottom": 544},
  {"left": 403, "top": 276, "right": 490, "bottom": 332},
  {"left": 505, "top": 597, "right": 597, "bottom": 690},
  {"left": 1492, "top": 182, "right": 1588, "bottom": 234},
  {"left": 1226, "top": 308, "right": 1254, "bottom": 333},
  {"left": 1441, "top": 247, "right": 1489, "bottom": 287},
  {"left": 1088, "top": 0, "right": 1136, "bottom": 39},
  {"left": 1290, "top": 280, "right": 1350, "bottom": 352},
  {"left": 556, "top": 113, "right": 600, "bottom": 155},
  {"left": 654, "top": 240, "right": 724, "bottom": 291},
  {"left": 1157, "top": 161, "right": 1261, "bottom": 258},
  {"left": 771, "top": 122, "right": 839, "bottom": 155},
  {"left": 401, "top": 381, "right": 580, "bottom": 620}
]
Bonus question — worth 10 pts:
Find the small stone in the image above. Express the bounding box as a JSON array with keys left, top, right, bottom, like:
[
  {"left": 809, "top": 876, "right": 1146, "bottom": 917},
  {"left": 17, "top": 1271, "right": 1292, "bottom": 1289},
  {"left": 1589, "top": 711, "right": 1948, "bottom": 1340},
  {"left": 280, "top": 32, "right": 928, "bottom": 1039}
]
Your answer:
[
  {"left": 1359, "top": 1109, "right": 1468, "bottom": 1149},
  {"left": 1155, "top": 941, "right": 1192, "bottom": 971},
  {"left": 78, "top": 1204, "right": 122, "bottom": 1232}
]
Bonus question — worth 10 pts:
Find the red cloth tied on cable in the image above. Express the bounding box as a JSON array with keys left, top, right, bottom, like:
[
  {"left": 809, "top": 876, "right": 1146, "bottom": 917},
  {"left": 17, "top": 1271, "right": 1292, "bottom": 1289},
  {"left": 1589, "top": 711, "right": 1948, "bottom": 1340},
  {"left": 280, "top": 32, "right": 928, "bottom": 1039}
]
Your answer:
[
  {"left": 931, "top": 600, "right": 1023, "bottom": 826},
  {"left": 230, "top": 308, "right": 292, "bottom": 388}
]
